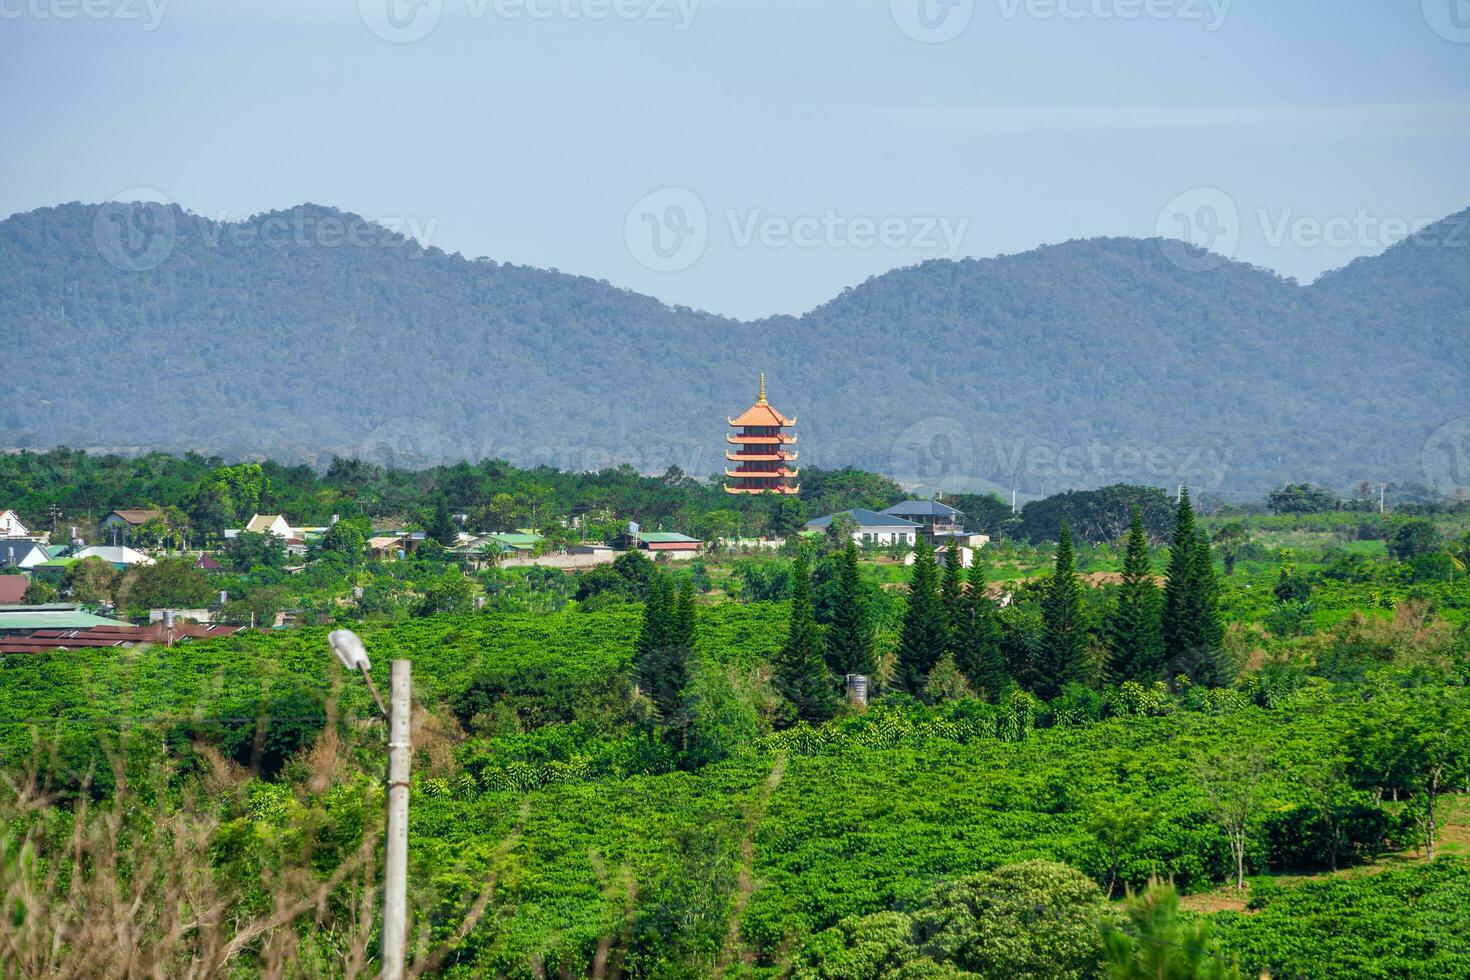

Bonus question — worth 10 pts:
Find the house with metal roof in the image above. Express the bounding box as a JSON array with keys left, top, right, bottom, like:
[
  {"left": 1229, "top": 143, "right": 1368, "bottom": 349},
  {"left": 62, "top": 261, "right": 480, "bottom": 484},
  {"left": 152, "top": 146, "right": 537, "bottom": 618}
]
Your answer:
[
  {"left": 1, "top": 539, "right": 52, "bottom": 570},
  {"left": 805, "top": 509, "right": 921, "bottom": 547},
  {"left": 632, "top": 532, "right": 701, "bottom": 555},
  {"left": 0, "top": 604, "right": 132, "bottom": 634},
  {"left": 880, "top": 499, "right": 988, "bottom": 547},
  {"left": 72, "top": 545, "right": 155, "bottom": 568}
]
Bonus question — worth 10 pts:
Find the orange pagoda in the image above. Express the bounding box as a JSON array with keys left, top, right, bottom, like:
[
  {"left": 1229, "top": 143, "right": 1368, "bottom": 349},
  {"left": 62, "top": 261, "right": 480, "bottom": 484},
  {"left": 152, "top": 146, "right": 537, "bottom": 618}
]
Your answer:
[{"left": 724, "top": 374, "right": 799, "bottom": 495}]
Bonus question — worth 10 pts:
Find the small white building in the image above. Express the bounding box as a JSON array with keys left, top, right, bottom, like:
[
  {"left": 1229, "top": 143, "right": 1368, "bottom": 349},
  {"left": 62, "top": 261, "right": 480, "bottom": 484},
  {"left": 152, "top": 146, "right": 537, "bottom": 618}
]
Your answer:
[
  {"left": 245, "top": 514, "right": 293, "bottom": 539},
  {"left": 0, "top": 539, "right": 50, "bottom": 569},
  {"left": 72, "top": 545, "right": 155, "bottom": 567},
  {"left": 805, "top": 508, "right": 921, "bottom": 547},
  {"left": 0, "top": 510, "right": 30, "bottom": 538}
]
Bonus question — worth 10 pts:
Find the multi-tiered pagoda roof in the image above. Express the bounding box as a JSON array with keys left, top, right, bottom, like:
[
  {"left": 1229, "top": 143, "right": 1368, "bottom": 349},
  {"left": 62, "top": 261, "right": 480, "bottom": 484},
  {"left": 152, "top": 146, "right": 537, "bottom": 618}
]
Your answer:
[{"left": 724, "top": 374, "right": 799, "bottom": 495}]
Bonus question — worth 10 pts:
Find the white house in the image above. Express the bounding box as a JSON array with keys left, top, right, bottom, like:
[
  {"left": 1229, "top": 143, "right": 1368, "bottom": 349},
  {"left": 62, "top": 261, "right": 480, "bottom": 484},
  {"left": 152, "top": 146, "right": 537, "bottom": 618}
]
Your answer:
[
  {"left": 0, "top": 539, "right": 51, "bottom": 569},
  {"left": 245, "top": 514, "right": 293, "bottom": 539},
  {"left": 0, "top": 510, "right": 30, "bottom": 538},
  {"left": 805, "top": 508, "right": 921, "bottom": 547},
  {"left": 72, "top": 545, "right": 155, "bottom": 567}
]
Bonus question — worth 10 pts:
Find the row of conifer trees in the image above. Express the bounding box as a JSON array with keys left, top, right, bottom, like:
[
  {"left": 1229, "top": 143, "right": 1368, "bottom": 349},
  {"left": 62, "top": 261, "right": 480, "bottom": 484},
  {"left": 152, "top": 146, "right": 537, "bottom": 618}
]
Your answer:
[{"left": 635, "top": 489, "right": 1228, "bottom": 728}]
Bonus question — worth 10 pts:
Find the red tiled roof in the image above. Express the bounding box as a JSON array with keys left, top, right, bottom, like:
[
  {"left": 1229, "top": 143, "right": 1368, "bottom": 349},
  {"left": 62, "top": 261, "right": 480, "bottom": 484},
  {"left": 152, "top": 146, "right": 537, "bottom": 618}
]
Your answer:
[
  {"left": 0, "top": 577, "right": 29, "bottom": 604},
  {"left": 108, "top": 508, "right": 163, "bottom": 525}
]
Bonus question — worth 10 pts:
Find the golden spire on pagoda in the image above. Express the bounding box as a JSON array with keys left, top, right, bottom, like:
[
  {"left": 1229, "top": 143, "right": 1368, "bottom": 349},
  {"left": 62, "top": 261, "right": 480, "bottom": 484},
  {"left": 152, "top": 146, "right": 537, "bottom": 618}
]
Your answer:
[{"left": 757, "top": 372, "right": 767, "bottom": 405}]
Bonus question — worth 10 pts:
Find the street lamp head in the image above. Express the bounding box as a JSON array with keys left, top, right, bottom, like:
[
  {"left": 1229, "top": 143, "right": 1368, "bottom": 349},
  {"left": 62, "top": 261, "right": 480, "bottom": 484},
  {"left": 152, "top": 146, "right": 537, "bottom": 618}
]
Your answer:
[{"left": 329, "top": 629, "right": 371, "bottom": 672}]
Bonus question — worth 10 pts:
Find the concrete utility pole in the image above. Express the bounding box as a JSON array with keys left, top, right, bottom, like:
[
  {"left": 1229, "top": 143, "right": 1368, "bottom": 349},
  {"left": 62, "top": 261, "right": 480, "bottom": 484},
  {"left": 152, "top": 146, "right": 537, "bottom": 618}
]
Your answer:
[
  {"left": 328, "top": 630, "right": 410, "bottom": 980},
  {"left": 382, "top": 659, "right": 411, "bottom": 980}
]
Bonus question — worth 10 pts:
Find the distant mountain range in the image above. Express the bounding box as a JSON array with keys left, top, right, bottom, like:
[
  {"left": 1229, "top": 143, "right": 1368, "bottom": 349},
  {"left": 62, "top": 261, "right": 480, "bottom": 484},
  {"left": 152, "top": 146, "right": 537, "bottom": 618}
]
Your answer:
[{"left": 2, "top": 201, "right": 1467, "bottom": 495}]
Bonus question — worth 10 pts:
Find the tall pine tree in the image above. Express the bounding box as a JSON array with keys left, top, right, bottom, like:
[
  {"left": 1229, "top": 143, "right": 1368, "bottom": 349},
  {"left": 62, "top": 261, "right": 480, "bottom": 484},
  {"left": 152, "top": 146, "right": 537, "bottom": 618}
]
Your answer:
[
  {"left": 1190, "top": 529, "right": 1230, "bottom": 687},
  {"left": 673, "top": 577, "right": 697, "bottom": 651},
  {"left": 774, "top": 549, "right": 839, "bottom": 723},
  {"left": 955, "top": 559, "right": 1008, "bottom": 700},
  {"left": 1104, "top": 507, "right": 1165, "bottom": 684},
  {"left": 940, "top": 539, "right": 965, "bottom": 644},
  {"left": 1040, "top": 525, "right": 1091, "bottom": 698},
  {"left": 1161, "top": 488, "right": 1199, "bottom": 677},
  {"left": 634, "top": 573, "right": 691, "bottom": 725},
  {"left": 825, "top": 539, "right": 875, "bottom": 678},
  {"left": 897, "top": 537, "right": 947, "bottom": 694}
]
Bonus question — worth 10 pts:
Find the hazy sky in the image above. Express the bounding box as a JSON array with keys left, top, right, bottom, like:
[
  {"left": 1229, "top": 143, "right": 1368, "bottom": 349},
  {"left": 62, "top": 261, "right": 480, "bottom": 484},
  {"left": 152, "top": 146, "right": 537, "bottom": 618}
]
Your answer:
[{"left": 2, "top": 0, "right": 1468, "bottom": 318}]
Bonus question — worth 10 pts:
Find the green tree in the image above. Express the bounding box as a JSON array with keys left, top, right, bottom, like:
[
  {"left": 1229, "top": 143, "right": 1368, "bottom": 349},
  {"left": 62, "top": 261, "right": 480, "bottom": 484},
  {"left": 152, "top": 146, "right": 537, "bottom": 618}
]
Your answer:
[
  {"left": 1211, "top": 521, "right": 1248, "bottom": 576},
  {"left": 1040, "top": 526, "right": 1090, "bottom": 697},
  {"left": 1161, "top": 490, "right": 1226, "bottom": 684},
  {"left": 1102, "top": 878, "right": 1242, "bottom": 979},
  {"left": 774, "top": 549, "right": 839, "bottom": 723},
  {"left": 1161, "top": 489, "right": 1197, "bottom": 672},
  {"left": 1104, "top": 508, "right": 1164, "bottom": 684},
  {"left": 954, "top": 560, "right": 1007, "bottom": 700},
  {"left": 1190, "top": 530, "right": 1229, "bottom": 687},
  {"left": 673, "top": 577, "right": 697, "bottom": 651},
  {"left": 120, "top": 556, "right": 214, "bottom": 610},
  {"left": 61, "top": 556, "right": 118, "bottom": 605},
  {"left": 320, "top": 520, "right": 366, "bottom": 564},
  {"left": 1273, "top": 550, "right": 1311, "bottom": 603},
  {"left": 427, "top": 496, "right": 459, "bottom": 547},
  {"left": 1388, "top": 518, "right": 1440, "bottom": 561},
  {"left": 912, "top": 861, "right": 1107, "bottom": 979},
  {"left": 825, "top": 539, "right": 875, "bottom": 678},
  {"left": 897, "top": 537, "right": 947, "bottom": 694},
  {"left": 939, "top": 540, "right": 965, "bottom": 648},
  {"left": 635, "top": 572, "right": 685, "bottom": 724},
  {"left": 223, "top": 531, "right": 286, "bottom": 573}
]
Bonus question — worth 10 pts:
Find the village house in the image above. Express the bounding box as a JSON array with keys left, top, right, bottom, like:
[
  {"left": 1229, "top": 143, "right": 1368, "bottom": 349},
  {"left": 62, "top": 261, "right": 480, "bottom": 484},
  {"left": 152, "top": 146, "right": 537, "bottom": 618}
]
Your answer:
[
  {"left": 805, "top": 508, "right": 921, "bottom": 547},
  {"left": 0, "top": 539, "right": 52, "bottom": 570},
  {"left": 881, "top": 500, "right": 990, "bottom": 549},
  {"left": 631, "top": 532, "right": 701, "bottom": 559},
  {"left": 99, "top": 508, "right": 163, "bottom": 532},
  {"left": 0, "top": 510, "right": 30, "bottom": 538}
]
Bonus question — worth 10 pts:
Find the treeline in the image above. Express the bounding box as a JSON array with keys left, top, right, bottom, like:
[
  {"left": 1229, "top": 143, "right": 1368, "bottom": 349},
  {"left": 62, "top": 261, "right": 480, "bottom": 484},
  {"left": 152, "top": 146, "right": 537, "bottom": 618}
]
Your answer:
[
  {"left": 629, "top": 490, "right": 1235, "bottom": 743},
  {"left": 0, "top": 447, "right": 904, "bottom": 542}
]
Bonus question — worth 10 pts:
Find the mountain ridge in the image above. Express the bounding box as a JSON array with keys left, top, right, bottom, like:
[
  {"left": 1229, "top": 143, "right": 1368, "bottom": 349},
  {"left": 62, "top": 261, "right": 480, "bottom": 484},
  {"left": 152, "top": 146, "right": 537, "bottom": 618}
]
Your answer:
[{"left": 2, "top": 202, "right": 1466, "bottom": 494}]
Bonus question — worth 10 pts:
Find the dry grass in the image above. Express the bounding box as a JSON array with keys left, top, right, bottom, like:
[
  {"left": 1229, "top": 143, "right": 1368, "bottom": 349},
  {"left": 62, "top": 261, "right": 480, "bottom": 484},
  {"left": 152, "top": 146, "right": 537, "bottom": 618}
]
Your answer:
[{"left": 0, "top": 738, "right": 381, "bottom": 979}]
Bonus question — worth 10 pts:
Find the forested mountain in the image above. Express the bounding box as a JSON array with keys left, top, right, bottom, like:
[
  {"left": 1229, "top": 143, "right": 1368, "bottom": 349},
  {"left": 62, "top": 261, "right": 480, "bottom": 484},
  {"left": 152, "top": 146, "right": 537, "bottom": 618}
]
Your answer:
[{"left": 2, "top": 202, "right": 1466, "bottom": 493}]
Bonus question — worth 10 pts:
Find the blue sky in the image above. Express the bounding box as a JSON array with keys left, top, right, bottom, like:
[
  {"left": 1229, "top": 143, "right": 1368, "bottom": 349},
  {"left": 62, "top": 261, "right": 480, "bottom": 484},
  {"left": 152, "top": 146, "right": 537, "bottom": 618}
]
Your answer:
[{"left": 2, "top": 0, "right": 1468, "bottom": 318}]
